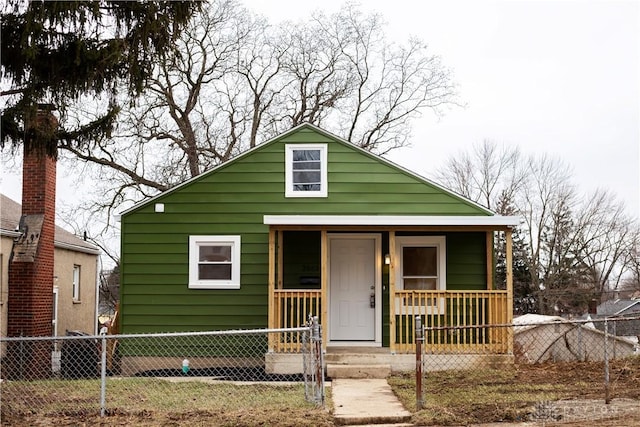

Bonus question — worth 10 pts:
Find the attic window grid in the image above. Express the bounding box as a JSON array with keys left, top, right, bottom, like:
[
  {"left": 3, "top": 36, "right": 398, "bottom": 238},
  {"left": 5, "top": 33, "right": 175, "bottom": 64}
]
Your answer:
[
  {"left": 285, "top": 144, "right": 327, "bottom": 197},
  {"left": 189, "top": 236, "right": 241, "bottom": 289}
]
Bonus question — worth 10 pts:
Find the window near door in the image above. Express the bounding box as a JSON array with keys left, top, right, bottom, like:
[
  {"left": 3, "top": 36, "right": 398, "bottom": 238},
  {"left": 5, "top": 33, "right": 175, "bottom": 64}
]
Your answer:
[
  {"left": 189, "top": 236, "right": 241, "bottom": 289},
  {"left": 402, "top": 246, "right": 438, "bottom": 290},
  {"left": 285, "top": 144, "right": 327, "bottom": 197},
  {"left": 395, "top": 236, "right": 446, "bottom": 313},
  {"left": 72, "top": 265, "right": 81, "bottom": 302}
]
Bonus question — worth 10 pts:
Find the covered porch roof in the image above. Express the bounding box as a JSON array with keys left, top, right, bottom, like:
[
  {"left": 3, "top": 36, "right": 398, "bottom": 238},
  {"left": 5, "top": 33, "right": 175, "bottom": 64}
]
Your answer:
[{"left": 264, "top": 215, "right": 520, "bottom": 228}]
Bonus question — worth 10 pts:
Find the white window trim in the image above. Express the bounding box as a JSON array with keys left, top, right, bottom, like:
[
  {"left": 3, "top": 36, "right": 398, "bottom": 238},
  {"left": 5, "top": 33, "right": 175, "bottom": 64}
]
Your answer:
[
  {"left": 395, "top": 236, "right": 446, "bottom": 314},
  {"left": 285, "top": 144, "right": 328, "bottom": 198},
  {"left": 189, "top": 235, "right": 241, "bottom": 289},
  {"left": 72, "top": 265, "right": 81, "bottom": 302}
]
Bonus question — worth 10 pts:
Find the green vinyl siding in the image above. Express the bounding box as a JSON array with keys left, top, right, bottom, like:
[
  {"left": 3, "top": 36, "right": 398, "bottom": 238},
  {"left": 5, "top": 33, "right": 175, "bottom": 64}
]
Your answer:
[
  {"left": 446, "top": 232, "right": 487, "bottom": 291},
  {"left": 120, "top": 125, "right": 493, "bottom": 335}
]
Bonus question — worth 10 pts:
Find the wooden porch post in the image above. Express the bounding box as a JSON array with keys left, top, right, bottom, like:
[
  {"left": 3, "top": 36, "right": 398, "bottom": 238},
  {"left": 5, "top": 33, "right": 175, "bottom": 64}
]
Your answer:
[
  {"left": 505, "top": 228, "right": 514, "bottom": 354},
  {"left": 268, "top": 227, "right": 276, "bottom": 351},
  {"left": 486, "top": 231, "right": 494, "bottom": 290},
  {"left": 389, "top": 231, "right": 396, "bottom": 353},
  {"left": 321, "top": 230, "right": 328, "bottom": 351},
  {"left": 277, "top": 230, "right": 283, "bottom": 290}
]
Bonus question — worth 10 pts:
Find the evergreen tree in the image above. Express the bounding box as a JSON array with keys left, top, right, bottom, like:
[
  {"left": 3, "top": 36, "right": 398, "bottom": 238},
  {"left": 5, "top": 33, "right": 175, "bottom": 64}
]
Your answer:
[
  {"left": 538, "top": 197, "right": 595, "bottom": 314},
  {"left": 494, "top": 190, "right": 534, "bottom": 314},
  {"left": 1, "top": 0, "right": 200, "bottom": 156}
]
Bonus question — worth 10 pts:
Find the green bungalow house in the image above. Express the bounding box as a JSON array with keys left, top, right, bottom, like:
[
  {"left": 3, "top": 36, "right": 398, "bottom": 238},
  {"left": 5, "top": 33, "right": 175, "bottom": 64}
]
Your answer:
[{"left": 119, "top": 123, "right": 519, "bottom": 374}]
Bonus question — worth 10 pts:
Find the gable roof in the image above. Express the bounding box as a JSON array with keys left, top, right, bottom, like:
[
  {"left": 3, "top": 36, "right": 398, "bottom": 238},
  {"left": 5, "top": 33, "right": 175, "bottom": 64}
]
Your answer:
[
  {"left": 1, "top": 194, "right": 100, "bottom": 255},
  {"left": 119, "top": 123, "right": 511, "bottom": 219},
  {"left": 597, "top": 299, "right": 640, "bottom": 316}
]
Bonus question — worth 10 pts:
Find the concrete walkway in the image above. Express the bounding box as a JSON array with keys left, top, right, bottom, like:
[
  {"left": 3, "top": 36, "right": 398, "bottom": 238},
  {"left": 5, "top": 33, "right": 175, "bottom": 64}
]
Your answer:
[{"left": 331, "top": 378, "right": 412, "bottom": 426}]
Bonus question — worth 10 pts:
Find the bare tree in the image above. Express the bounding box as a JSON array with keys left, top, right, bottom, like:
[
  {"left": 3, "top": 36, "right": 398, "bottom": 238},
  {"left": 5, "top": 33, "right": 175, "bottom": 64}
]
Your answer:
[
  {"left": 572, "top": 190, "right": 636, "bottom": 294},
  {"left": 437, "top": 143, "right": 639, "bottom": 314},
  {"left": 515, "top": 155, "right": 575, "bottom": 310},
  {"left": 99, "top": 265, "right": 120, "bottom": 316},
  {"left": 435, "top": 140, "right": 526, "bottom": 211},
  {"left": 620, "top": 234, "right": 640, "bottom": 294},
  {"left": 53, "top": 1, "right": 457, "bottom": 217},
  {"left": 313, "top": 5, "right": 457, "bottom": 154}
]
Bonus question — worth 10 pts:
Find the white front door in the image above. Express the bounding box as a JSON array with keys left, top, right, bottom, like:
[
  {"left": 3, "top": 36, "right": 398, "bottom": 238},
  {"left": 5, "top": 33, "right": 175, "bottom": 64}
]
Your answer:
[{"left": 329, "top": 234, "right": 380, "bottom": 343}]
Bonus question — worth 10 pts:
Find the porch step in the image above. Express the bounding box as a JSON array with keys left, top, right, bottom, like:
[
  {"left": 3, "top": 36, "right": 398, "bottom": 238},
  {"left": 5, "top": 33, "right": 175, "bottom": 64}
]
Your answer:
[
  {"left": 327, "top": 363, "right": 392, "bottom": 379},
  {"left": 325, "top": 349, "right": 393, "bottom": 366}
]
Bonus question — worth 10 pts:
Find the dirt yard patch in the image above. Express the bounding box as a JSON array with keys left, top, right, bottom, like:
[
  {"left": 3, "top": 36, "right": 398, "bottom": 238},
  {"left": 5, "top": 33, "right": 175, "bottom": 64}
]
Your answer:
[{"left": 389, "top": 357, "right": 640, "bottom": 426}]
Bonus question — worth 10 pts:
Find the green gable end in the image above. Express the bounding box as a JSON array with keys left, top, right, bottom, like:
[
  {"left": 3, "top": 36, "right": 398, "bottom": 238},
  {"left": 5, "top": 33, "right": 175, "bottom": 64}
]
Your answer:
[{"left": 122, "top": 124, "right": 491, "bottom": 220}]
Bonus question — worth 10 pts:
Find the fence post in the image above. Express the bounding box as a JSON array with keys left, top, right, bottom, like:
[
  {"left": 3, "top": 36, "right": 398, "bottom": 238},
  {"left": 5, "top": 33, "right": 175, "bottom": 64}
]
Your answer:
[
  {"left": 100, "top": 329, "right": 108, "bottom": 417},
  {"left": 415, "top": 315, "right": 424, "bottom": 410},
  {"left": 311, "top": 316, "right": 324, "bottom": 405},
  {"left": 604, "top": 317, "right": 610, "bottom": 404}
]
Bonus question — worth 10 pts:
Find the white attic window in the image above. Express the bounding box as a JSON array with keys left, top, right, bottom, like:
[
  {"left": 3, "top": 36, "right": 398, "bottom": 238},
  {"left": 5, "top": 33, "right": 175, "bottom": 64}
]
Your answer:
[{"left": 285, "top": 144, "right": 327, "bottom": 197}]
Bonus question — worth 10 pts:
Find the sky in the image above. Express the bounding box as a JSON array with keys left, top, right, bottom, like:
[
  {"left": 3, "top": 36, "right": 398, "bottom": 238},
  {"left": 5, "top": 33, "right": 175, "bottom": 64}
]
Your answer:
[
  {"left": 244, "top": 0, "right": 640, "bottom": 217},
  {"left": 1, "top": 0, "right": 639, "bottom": 221}
]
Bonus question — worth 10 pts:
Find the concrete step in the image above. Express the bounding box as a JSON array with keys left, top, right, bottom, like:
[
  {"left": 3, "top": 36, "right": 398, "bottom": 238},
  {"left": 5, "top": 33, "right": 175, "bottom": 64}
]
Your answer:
[
  {"left": 327, "top": 363, "right": 392, "bottom": 379},
  {"left": 332, "top": 378, "right": 412, "bottom": 425},
  {"left": 325, "top": 352, "right": 393, "bottom": 365}
]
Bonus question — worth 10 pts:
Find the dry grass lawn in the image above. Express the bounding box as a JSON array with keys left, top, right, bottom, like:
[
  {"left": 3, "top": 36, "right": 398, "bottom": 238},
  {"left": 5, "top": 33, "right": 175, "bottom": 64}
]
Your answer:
[{"left": 2, "top": 358, "right": 640, "bottom": 426}]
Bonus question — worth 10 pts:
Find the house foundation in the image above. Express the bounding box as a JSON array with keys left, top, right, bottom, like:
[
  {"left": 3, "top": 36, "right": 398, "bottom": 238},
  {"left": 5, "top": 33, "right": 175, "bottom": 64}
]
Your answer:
[
  {"left": 119, "top": 356, "right": 264, "bottom": 377},
  {"left": 265, "top": 348, "right": 514, "bottom": 376}
]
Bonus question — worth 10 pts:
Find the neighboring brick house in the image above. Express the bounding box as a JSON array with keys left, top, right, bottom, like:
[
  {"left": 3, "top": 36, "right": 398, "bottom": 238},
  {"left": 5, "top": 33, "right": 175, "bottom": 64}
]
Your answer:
[{"left": 0, "top": 194, "right": 100, "bottom": 340}]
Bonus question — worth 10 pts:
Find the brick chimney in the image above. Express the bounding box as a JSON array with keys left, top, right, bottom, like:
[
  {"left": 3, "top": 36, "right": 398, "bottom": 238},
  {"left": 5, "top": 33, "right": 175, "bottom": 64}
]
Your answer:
[{"left": 5, "top": 105, "right": 57, "bottom": 379}]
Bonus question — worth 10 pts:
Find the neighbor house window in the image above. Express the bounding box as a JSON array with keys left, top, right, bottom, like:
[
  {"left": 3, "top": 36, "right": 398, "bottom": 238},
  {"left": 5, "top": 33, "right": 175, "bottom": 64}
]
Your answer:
[
  {"left": 285, "top": 144, "right": 327, "bottom": 197},
  {"left": 72, "top": 265, "right": 81, "bottom": 301},
  {"left": 395, "top": 236, "right": 446, "bottom": 313},
  {"left": 189, "top": 236, "right": 241, "bottom": 289}
]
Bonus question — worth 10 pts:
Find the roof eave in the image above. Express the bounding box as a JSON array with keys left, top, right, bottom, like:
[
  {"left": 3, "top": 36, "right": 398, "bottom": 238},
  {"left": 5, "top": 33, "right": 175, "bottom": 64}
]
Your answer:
[
  {"left": 55, "top": 241, "right": 101, "bottom": 255},
  {"left": 1, "top": 229, "right": 100, "bottom": 255},
  {"left": 263, "top": 215, "right": 521, "bottom": 227}
]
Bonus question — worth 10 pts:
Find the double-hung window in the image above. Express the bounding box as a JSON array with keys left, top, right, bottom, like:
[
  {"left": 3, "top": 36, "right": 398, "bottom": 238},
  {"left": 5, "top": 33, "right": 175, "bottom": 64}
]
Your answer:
[
  {"left": 395, "top": 236, "right": 446, "bottom": 313},
  {"left": 189, "top": 236, "right": 241, "bottom": 289},
  {"left": 285, "top": 144, "right": 327, "bottom": 197}
]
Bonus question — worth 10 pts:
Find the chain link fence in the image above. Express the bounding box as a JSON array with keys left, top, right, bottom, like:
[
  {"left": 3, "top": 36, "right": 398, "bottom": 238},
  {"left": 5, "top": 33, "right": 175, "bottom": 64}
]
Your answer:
[
  {"left": 414, "top": 315, "right": 640, "bottom": 422},
  {"left": 1, "top": 323, "right": 324, "bottom": 422}
]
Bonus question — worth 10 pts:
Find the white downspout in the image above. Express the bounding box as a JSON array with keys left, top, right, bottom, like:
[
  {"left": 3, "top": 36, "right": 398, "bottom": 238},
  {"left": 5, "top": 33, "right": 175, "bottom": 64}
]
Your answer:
[{"left": 94, "top": 255, "right": 101, "bottom": 335}]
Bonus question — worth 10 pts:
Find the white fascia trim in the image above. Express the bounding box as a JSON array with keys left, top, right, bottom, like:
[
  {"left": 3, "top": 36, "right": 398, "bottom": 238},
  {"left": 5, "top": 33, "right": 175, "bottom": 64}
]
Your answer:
[
  {"left": 263, "top": 215, "right": 521, "bottom": 227},
  {"left": 0, "top": 229, "right": 21, "bottom": 238},
  {"left": 55, "top": 241, "right": 101, "bottom": 255},
  {"left": 614, "top": 301, "right": 640, "bottom": 316}
]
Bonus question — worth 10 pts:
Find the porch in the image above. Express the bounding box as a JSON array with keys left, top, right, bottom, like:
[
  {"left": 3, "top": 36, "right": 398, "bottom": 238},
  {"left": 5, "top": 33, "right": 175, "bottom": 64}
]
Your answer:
[
  {"left": 268, "top": 289, "right": 512, "bottom": 354},
  {"left": 265, "top": 216, "right": 517, "bottom": 360}
]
